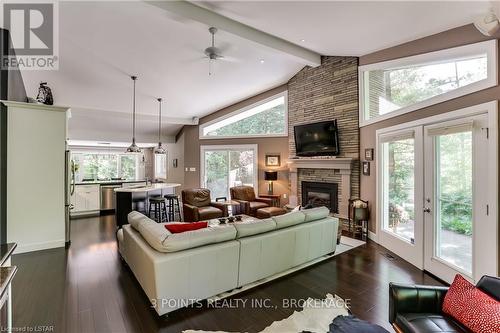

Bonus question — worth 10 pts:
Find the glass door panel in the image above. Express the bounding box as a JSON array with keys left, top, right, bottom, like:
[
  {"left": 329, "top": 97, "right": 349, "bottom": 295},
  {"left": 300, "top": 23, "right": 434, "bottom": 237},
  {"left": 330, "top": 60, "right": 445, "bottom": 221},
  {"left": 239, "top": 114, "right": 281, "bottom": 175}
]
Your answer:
[
  {"left": 202, "top": 145, "right": 257, "bottom": 200},
  {"left": 435, "top": 131, "right": 472, "bottom": 274},
  {"left": 383, "top": 138, "right": 415, "bottom": 243},
  {"left": 378, "top": 128, "right": 424, "bottom": 269},
  {"left": 204, "top": 151, "right": 229, "bottom": 199},
  {"left": 229, "top": 150, "right": 255, "bottom": 187}
]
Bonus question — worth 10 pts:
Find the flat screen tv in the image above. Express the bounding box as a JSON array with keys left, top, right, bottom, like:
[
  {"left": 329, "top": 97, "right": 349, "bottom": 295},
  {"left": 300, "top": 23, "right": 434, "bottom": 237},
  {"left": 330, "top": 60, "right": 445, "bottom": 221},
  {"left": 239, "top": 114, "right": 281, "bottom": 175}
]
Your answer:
[{"left": 294, "top": 120, "right": 340, "bottom": 157}]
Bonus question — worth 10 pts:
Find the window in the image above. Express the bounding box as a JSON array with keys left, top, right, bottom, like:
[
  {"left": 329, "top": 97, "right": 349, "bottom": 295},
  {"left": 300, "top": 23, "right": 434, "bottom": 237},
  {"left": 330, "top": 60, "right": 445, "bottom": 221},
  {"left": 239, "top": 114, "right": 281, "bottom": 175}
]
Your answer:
[
  {"left": 154, "top": 154, "right": 167, "bottom": 180},
  {"left": 359, "top": 40, "right": 497, "bottom": 126},
  {"left": 200, "top": 92, "right": 287, "bottom": 139},
  {"left": 200, "top": 145, "right": 258, "bottom": 199},
  {"left": 71, "top": 152, "right": 140, "bottom": 181}
]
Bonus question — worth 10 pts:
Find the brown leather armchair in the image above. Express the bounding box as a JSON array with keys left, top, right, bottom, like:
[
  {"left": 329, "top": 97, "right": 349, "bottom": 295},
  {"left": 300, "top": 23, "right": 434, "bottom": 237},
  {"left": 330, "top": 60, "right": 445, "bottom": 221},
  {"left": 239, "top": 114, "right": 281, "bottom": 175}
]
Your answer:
[
  {"left": 230, "top": 186, "right": 273, "bottom": 217},
  {"left": 182, "top": 188, "right": 228, "bottom": 222}
]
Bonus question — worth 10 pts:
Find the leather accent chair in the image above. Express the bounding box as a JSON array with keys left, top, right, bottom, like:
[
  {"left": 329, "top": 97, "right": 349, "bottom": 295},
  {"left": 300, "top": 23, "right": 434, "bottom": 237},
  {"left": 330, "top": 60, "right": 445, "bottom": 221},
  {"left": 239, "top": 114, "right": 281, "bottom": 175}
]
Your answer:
[
  {"left": 389, "top": 275, "right": 500, "bottom": 333},
  {"left": 230, "top": 186, "right": 273, "bottom": 217},
  {"left": 182, "top": 188, "right": 227, "bottom": 222}
]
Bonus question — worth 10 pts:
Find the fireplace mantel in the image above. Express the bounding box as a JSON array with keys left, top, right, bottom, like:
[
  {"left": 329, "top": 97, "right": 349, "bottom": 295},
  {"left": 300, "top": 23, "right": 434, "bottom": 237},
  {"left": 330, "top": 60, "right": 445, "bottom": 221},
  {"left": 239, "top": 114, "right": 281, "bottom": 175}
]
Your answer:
[
  {"left": 287, "top": 157, "right": 353, "bottom": 172},
  {"left": 287, "top": 157, "right": 354, "bottom": 219}
]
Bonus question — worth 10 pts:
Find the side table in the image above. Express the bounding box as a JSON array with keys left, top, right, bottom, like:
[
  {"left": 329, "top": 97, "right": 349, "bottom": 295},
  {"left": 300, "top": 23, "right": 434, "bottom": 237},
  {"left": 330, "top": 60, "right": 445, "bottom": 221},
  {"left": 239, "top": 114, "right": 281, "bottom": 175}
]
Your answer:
[{"left": 258, "top": 194, "right": 281, "bottom": 207}]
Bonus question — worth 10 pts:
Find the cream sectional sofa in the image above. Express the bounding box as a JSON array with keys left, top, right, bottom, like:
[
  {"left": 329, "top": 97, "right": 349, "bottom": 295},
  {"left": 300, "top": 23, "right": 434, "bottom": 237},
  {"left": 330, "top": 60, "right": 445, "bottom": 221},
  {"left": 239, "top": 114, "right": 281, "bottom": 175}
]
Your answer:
[{"left": 117, "top": 207, "right": 338, "bottom": 316}]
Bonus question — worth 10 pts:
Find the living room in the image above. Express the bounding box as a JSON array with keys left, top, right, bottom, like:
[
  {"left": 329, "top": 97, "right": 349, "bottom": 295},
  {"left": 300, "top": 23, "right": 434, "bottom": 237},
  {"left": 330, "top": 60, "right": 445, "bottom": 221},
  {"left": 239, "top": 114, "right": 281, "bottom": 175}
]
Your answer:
[{"left": 0, "top": 1, "right": 499, "bottom": 333}]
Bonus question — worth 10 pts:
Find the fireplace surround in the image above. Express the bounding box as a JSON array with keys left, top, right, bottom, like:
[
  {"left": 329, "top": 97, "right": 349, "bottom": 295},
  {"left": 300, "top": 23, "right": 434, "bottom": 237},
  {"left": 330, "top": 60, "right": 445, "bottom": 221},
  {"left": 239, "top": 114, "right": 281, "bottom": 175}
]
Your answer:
[{"left": 288, "top": 157, "right": 353, "bottom": 218}]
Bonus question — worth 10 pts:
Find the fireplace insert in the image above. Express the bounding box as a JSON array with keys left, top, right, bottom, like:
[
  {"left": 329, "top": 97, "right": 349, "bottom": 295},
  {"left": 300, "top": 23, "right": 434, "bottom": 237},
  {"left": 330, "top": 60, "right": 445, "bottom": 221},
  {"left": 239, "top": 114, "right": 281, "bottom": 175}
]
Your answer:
[{"left": 301, "top": 181, "right": 338, "bottom": 213}]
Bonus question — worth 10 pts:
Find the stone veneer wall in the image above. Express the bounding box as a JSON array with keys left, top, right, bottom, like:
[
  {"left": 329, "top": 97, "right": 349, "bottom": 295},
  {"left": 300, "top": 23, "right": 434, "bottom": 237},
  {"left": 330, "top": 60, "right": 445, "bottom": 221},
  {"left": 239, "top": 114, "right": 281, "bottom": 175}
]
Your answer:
[{"left": 287, "top": 56, "right": 360, "bottom": 218}]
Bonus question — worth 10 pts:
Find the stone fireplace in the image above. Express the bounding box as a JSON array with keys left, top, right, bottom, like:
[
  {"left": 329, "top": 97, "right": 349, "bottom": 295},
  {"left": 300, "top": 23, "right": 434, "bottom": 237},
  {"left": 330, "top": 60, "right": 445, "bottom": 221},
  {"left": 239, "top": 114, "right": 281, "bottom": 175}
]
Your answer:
[
  {"left": 302, "top": 181, "right": 338, "bottom": 213},
  {"left": 288, "top": 157, "right": 353, "bottom": 218}
]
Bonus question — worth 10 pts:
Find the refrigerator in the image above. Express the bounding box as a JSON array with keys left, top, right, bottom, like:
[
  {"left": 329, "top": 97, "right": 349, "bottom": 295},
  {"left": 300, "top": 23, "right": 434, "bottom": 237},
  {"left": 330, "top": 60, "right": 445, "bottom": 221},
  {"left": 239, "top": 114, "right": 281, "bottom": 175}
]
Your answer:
[{"left": 65, "top": 150, "right": 75, "bottom": 246}]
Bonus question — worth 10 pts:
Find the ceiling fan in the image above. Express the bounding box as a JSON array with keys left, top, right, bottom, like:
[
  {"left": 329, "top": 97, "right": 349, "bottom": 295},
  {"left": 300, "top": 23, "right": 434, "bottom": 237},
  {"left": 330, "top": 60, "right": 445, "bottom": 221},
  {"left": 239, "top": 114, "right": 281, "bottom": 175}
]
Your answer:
[{"left": 203, "top": 27, "right": 236, "bottom": 75}]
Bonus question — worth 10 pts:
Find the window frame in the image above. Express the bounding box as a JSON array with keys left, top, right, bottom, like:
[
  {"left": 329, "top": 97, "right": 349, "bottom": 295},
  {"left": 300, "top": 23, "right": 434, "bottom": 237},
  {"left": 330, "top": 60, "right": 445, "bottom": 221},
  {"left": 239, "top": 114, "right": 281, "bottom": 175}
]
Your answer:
[
  {"left": 359, "top": 40, "right": 498, "bottom": 127},
  {"left": 199, "top": 91, "right": 288, "bottom": 139},
  {"left": 71, "top": 150, "right": 141, "bottom": 181}
]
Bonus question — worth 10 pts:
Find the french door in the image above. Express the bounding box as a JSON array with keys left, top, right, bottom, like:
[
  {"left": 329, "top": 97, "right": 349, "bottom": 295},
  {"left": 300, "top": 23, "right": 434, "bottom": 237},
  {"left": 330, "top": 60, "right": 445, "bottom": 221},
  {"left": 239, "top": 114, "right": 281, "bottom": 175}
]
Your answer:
[
  {"left": 424, "top": 114, "right": 496, "bottom": 282},
  {"left": 377, "top": 102, "right": 498, "bottom": 283},
  {"left": 200, "top": 145, "right": 258, "bottom": 200}
]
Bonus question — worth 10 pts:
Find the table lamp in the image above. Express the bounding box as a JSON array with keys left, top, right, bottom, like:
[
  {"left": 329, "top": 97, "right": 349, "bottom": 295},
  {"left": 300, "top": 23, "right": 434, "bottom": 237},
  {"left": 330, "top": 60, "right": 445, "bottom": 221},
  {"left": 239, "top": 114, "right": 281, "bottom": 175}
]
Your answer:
[{"left": 264, "top": 171, "right": 278, "bottom": 195}]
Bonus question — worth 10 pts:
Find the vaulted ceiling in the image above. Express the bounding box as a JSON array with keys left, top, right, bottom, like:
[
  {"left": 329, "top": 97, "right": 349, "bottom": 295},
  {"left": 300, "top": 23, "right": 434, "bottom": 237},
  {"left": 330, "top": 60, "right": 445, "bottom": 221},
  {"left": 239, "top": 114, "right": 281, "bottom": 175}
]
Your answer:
[{"left": 19, "top": 1, "right": 490, "bottom": 144}]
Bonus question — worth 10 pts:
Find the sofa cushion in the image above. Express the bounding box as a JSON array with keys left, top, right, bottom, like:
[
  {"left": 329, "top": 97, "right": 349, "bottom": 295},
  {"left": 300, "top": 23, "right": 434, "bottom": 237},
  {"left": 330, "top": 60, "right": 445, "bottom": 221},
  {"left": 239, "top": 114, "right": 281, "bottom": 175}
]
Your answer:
[
  {"left": 249, "top": 201, "right": 269, "bottom": 212},
  {"left": 273, "top": 211, "right": 306, "bottom": 229},
  {"left": 395, "top": 313, "right": 468, "bottom": 333},
  {"left": 133, "top": 216, "right": 172, "bottom": 252},
  {"left": 443, "top": 274, "right": 500, "bottom": 333},
  {"left": 234, "top": 218, "right": 276, "bottom": 238},
  {"left": 128, "top": 211, "right": 154, "bottom": 230},
  {"left": 162, "top": 225, "right": 237, "bottom": 252},
  {"left": 197, "top": 206, "right": 223, "bottom": 219},
  {"left": 303, "top": 206, "right": 330, "bottom": 222}
]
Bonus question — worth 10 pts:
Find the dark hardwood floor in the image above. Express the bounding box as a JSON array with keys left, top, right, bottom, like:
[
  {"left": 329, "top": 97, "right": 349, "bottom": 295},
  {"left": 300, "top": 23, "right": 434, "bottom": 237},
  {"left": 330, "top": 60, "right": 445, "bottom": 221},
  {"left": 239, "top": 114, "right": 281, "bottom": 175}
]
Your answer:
[{"left": 11, "top": 215, "right": 443, "bottom": 333}]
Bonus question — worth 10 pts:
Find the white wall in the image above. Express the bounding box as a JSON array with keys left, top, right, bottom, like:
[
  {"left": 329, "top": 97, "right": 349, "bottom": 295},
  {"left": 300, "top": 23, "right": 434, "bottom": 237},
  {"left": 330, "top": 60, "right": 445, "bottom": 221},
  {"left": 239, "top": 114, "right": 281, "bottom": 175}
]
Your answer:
[{"left": 5, "top": 102, "right": 68, "bottom": 253}]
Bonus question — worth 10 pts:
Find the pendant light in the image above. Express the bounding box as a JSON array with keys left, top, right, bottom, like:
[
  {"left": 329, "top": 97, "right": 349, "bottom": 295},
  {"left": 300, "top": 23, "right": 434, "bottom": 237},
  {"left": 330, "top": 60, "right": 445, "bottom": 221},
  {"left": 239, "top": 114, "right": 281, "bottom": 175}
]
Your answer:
[
  {"left": 126, "top": 75, "right": 142, "bottom": 153},
  {"left": 154, "top": 98, "right": 166, "bottom": 154}
]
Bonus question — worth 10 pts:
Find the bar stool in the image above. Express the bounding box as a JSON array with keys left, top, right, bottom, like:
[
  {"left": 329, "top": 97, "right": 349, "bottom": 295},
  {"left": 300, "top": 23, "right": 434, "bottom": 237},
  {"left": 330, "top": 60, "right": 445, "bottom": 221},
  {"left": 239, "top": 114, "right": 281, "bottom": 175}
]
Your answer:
[
  {"left": 164, "top": 194, "right": 181, "bottom": 221},
  {"left": 148, "top": 196, "right": 167, "bottom": 223}
]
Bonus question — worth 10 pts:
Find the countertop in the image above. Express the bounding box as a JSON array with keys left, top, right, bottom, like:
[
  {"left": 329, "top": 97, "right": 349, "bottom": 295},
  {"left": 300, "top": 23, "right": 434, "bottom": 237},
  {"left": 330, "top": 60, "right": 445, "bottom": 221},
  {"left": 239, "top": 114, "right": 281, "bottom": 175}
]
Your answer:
[
  {"left": 114, "top": 183, "right": 181, "bottom": 193},
  {"left": 75, "top": 180, "right": 147, "bottom": 186}
]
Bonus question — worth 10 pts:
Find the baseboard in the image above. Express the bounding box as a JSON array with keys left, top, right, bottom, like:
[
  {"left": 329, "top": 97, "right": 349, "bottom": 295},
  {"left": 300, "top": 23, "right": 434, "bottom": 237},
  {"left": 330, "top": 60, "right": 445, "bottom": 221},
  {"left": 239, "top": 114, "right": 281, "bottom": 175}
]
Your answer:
[
  {"left": 14, "top": 239, "right": 65, "bottom": 254},
  {"left": 368, "top": 230, "right": 378, "bottom": 243}
]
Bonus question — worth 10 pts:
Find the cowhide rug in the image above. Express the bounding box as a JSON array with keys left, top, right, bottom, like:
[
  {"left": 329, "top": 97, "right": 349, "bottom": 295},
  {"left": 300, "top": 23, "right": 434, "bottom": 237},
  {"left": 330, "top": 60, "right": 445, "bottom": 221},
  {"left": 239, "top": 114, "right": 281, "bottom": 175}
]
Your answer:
[{"left": 183, "top": 293, "right": 349, "bottom": 333}]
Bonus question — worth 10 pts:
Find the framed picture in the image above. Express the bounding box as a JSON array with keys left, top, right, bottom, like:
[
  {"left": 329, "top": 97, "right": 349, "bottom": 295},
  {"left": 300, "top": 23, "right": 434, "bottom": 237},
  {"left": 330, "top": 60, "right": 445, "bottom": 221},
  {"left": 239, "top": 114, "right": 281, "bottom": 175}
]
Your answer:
[
  {"left": 365, "top": 148, "right": 374, "bottom": 161},
  {"left": 362, "top": 161, "right": 370, "bottom": 176},
  {"left": 173, "top": 158, "right": 178, "bottom": 168},
  {"left": 265, "top": 154, "right": 281, "bottom": 167}
]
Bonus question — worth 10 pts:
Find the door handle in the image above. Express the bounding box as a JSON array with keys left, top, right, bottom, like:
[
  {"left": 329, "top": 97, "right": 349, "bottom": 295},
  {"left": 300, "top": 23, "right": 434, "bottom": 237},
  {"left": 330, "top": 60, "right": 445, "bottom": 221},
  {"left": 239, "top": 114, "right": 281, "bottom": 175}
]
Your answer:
[{"left": 423, "top": 207, "right": 431, "bottom": 213}]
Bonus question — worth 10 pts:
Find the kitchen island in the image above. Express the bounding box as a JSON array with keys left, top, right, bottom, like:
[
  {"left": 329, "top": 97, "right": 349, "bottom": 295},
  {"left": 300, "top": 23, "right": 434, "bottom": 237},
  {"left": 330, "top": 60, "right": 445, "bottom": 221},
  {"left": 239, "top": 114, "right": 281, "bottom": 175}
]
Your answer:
[{"left": 115, "top": 183, "right": 181, "bottom": 228}]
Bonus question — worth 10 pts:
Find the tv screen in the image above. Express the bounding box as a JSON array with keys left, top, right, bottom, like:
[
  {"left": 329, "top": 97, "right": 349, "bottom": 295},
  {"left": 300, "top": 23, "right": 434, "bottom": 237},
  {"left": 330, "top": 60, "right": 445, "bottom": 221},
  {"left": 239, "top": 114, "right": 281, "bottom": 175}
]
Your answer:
[{"left": 294, "top": 120, "right": 340, "bottom": 157}]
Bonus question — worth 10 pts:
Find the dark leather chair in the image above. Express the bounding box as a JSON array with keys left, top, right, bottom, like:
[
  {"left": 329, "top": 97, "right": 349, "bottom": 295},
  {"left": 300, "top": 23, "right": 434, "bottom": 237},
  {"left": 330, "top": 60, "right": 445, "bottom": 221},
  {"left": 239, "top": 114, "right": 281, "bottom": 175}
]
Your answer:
[
  {"left": 230, "top": 186, "right": 273, "bottom": 217},
  {"left": 181, "top": 188, "right": 227, "bottom": 222},
  {"left": 389, "top": 275, "right": 500, "bottom": 333}
]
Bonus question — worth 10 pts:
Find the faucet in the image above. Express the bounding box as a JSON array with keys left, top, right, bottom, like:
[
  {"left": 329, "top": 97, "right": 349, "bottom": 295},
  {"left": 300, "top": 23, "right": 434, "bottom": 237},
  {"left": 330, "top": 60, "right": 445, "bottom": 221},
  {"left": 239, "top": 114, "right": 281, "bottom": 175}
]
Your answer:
[{"left": 146, "top": 177, "right": 151, "bottom": 186}]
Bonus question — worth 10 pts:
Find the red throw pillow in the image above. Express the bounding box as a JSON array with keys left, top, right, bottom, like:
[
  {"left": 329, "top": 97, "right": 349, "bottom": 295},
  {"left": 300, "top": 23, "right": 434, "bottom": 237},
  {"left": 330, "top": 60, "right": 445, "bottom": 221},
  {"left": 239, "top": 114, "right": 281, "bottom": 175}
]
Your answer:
[
  {"left": 442, "top": 274, "right": 500, "bottom": 333},
  {"left": 165, "top": 222, "right": 208, "bottom": 233}
]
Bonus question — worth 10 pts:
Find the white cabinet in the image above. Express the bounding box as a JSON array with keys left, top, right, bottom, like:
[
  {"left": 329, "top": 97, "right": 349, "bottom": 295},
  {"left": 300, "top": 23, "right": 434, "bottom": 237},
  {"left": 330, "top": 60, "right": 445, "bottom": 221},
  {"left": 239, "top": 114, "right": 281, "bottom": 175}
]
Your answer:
[
  {"left": 4, "top": 101, "right": 68, "bottom": 253},
  {"left": 71, "top": 185, "right": 100, "bottom": 213}
]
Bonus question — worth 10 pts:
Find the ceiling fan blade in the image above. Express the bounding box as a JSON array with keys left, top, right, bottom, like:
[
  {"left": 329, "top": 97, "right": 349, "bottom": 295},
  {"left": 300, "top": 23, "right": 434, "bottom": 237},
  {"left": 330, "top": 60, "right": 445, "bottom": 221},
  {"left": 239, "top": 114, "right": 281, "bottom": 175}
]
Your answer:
[
  {"left": 217, "top": 42, "right": 233, "bottom": 53},
  {"left": 180, "top": 56, "right": 208, "bottom": 64},
  {"left": 220, "top": 56, "right": 240, "bottom": 63}
]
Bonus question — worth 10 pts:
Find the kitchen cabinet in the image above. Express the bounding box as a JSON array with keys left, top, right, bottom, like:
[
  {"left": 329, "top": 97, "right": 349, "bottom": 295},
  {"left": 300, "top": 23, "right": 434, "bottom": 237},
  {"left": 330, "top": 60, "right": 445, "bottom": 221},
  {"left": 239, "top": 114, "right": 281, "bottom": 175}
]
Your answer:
[{"left": 71, "top": 184, "right": 100, "bottom": 213}]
